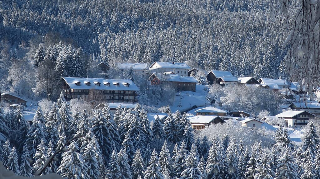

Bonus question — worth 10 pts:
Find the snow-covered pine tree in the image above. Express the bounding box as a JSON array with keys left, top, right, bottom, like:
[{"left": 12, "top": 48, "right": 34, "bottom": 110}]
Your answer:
[
  {"left": 106, "top": 150, "right": 121, "bottom": 179},
  {"left": 301, "top": 149, "right": 315, "bottom": 179},
  {"left": 276, "top": 147, "right": 299, "bottom": 179},
  {"left": 83, "top": 130, "right": 104, "bottom": 178},
  {"left": 20, "top": 144, "right": 33, "bottom": 177},
  {"left": 303, "top": 122, "right": 319, "bottom": 156},
  {"left": 159, "top": 141, "right": 172, "bottom": 177},
  {"left": 152, "top": 115, "right": 165, "bottom": 151},
  {"left": 314, "top": 145, "right": 320, "bottom": 178},
  {"left": 206, "top": 139, "right": 225, "bottom": 179},
  {"left": 144, "top": 149, "right": 163, "bottom": 179},
  {"left": 131, "top": 149, "right": 145, "bottom": 179},
  {"left": 198, "top": 157, "right": 207, "bottom": 179},
  {"left": 254, "top": 153, "right": 274, "bottom": 179},
  {"left": 183, "top": 120, "right": 194, "bottom": 151},
  {"left": 25, "top": 108, "right": 47, "bottom": 158},
  {"left": 225, "top": 140, "right": 239, "bottom": 178},
  {"left": 122, "top": 132, "right": 136, "bottom": 164},
  {"left": 172, "top": 141, "right": 188, "bottom": 178},
  {"left": 33, "top": 139, "right": 48, "bottom": 175},
  {"left": 245, "top": 143, "right": 262, "bottom": 179},
  {"left": 180, "top": 144, "right": 202, "bottom": 179},
  {"left": 45, "top": 103, "right": 60, "bottom": 145},
  {"left": 117, "top": 149, "right": 132, "bottom": 179},
  {"left": 7, "top": 147, "right": 20, "bottom": 175},
  {"left": 2, "top": 139, "right": 12, "bottom": 167},
  {"left": 198, "top": 136, "right": 210, "bottom": 161},
  {"left": 57, "top": 141, "right": 89, "bottom": 179}
]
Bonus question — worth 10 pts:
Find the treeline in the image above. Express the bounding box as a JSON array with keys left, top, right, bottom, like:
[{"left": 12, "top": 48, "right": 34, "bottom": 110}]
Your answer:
[
  {"left": 0, "top": 95, "right": 319, "bottom": 178},
  {"left": 0, "top": 0, "right": 301, "bottom": 99}
]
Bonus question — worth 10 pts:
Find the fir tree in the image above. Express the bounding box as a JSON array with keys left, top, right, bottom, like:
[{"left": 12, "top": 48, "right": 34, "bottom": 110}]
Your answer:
[
  {"left": 255, "top": 153, "right": 274, "bottom": 179},
  {"left": 206, "top": 140, "right": 225, "bottom": 179},
  {"left": 3, "top": 140, "right": 11, "bottom": 167},
  {"left": 118, "top": 149, "right": 132, "bottom": 179},
  {"left": 33, "top": 139, "right": 48, "bottom": 175},
  {"left": 303, "top": 122, "right": 319, "bottom": 156},
  {"left": 276, "top": 147, "right": 299, "bottom": 179},
  {"left": 198, "top": 157, "right": 207, "bottom": 179},
  {"left": 106, "top": 150, "right": 121, "bottom": 179},
  {"left": 57, "top": 141, "right": 89, "bottom": 179},
  {"left": 225, "top": 140, "right": 239, "bottom": 178},
  {"left": 172, "top": 141, "right": 188, "bottom": 178},
  {"left": 180, "top": 144, "right": 202, "bottom": 179},
  {"left": 131, "top": 149, "right": 145, "bottom": 179},
  {"left": 7, "top": 147, "right": 20, "bottom": 175},
  {"left": 159, "top": 141, "right": 172, "bottom": 177},
  {"left": 20, "top": 144, "right": 33, "bottom": 177},
  {"left": 144, "top": 149, "right": 163, "bottom": 179}
]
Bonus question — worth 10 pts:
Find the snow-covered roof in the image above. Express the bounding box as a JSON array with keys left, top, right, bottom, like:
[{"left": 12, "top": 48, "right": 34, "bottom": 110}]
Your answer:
[
  {"left": 241, "top": 118, "right": 263, "bottom": 124},
  {"left": 118, "top": 63, "right": 148, "bottom": 70},
  {"left": 149, "top": 62, "right": 190, "bottom": 70},
  {"left": 108, "top": 103, "right": 138, "bottom": 109},
  {"left": 188, "top": 115, "right": 220, "bottom": 124},
  {"left": 238, "top": 77, "right": 254, "bottom": 84},
  {"left": 259, "top": 78, "right": 289, "bottom": 87},
  {"left": 291, "top": 102, "right": 320, "bottom": 109},
  {"left": 195, "top": 106, "right": 227, "bottom": 114},
  {"left": 165, "top": 75, "right": 197, "bottom": 83},
  {"left": 1, "top": 93, "right": 27, "bottom": 102},
  {"left": 276, "top": 110, "right": 306, "bottom": 118},
  {"left": 211, "top": 70, "right": 238, "bottom": 82},
  {"left": 63, "top": 77, "right": 139, "bottom": 91}
]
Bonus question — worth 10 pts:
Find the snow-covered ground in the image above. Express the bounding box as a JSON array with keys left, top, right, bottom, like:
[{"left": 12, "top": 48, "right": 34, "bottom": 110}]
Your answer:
[{"left": 170, "top": 85, "right": 209, "bottom": 112}]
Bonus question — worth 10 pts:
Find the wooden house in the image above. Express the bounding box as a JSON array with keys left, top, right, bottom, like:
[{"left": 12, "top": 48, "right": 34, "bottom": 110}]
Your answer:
[
  {"left": 149, "top": 62, "right": 190, "bottom": 77},
  {"left": 289, "top": 102, "right": 320, "bottom": 116},
  {"left": 62, "top": 77, "right": 139, "bottom": 104},
  {"left": 258, "top": 78, "right": 289, "bottom": 90},
  {"left": 276, "top": 110, "right": 314, "bottom": 127},
  {"left": 162, "top": 75, "right": 197, "bottom": 92},
  {"left": 207, "top": 70, "right": 238, "bottom": 86},
  {"left": 0, "top": 93, "right": 27, "bottom": 106},
  {"left": 195, "top": 106, "right": 227, "bottom": 116},
  {"left": 229, "top": 111, "right": 250, "bottom": 117},
  {"left": 188, "top": 115, "right": 224, "bottom": 130}
]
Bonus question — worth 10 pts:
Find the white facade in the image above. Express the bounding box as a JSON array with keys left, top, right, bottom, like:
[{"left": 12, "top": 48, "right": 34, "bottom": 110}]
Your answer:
[
  {"left": 241, "top": 119, "right": 263, "bottom": 128},
  {"left": 149, "top": 62, "right": 190, "bottom": 77}
]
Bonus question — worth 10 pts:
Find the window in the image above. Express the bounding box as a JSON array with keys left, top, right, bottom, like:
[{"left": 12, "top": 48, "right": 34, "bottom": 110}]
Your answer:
[{"left": 253, "top": 124, "right": 256, "bottom": 127}]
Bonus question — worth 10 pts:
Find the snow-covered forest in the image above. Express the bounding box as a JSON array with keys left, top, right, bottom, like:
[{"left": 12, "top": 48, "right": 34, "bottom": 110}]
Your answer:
[
  {"left": 0, "top": 94, "right": 320, "bottom": 178},
  {"left": 1, "top": 0, "right": 320, "bottom": 178}
]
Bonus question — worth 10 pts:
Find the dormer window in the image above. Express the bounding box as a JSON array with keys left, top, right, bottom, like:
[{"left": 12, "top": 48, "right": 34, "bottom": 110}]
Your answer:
[
  {"left": 104, "top": 82, "right": 110, "bottom": 86},
  {"left": 94, "top": 81, "right": 101, "bottom": 86},
  {"left": 123, "top": 82, "right": 130, "bottom": 87},
  {"left": 74, "top": 81, "right": 81, "bottom": 86},
  {"left": 113, "top": 82, "right": 119, "bottom": 86},
  {"left": 84, "top": 81, "right": 91, "bottom": 86}
]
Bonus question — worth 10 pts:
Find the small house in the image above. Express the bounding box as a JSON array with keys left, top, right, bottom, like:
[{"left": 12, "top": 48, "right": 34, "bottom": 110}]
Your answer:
[
  {"left": 229, "top": 111, "right": 250, "bottom": 118},
  {"left": 162, "top": 75, "right": 197, "bottom": 92},
  {"left": 276, "top": 110, "right": 314, "bottom": 127},
  {"left": 258, "top": 78, "right": 289, "bottom": 90},
  {"left": 195, "top": 106, "right": 227, "bottom": 116},
  {"left": 1, "top": 93, "right": 27, "bottom": 106},
  {"left": 207, "top": 70, "right": 238, "bottom": 86},
  {"left": 241, "top": 118, "right": 263, "bottom": 128},
  {"left": 118, "top": 63, "right": 148, "bottom": 74},
  {"left": 188, "top": 115, "right": 224, "bottom": 130}
]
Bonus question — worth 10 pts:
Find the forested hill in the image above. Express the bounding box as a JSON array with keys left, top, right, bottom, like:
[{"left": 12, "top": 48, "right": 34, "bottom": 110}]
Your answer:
[{"left": 0, "top": 0, "right": 299, "bottom": 79}]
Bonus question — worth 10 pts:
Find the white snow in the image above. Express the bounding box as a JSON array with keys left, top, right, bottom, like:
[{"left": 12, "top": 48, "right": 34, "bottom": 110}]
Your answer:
[
  {"left": 63, "top": 77, "right": 139, "bottom": 91},
  {"left": 147, "top": 113, "right": 167, "bottom": 122},
  {"left": 165, "top": 75, "right": 197, "bottom": 83},
  {"left": 108, "top": 103, "right": 137, "bottom": 109},
  {"left": 292, "top": 102, "right": 320, "bottom": 109},
  {"left": 259, "top": 78, "right": 289, "bottom": 89},
  {"left": 211, "top": 70, "right": 238, "bottom": 82},
  {"left": 149, "top": 62, "right": 190, "bottom": 70},
  {"left": 188, "top": 115, "right": 219, "bottom": 124},
  {"left": 195, "top": 106, "right": 227, "bottom": 114},
  {"left": 276, "top": 110, "right": 306, "bottom": 118},
  {"left": 118, "top": 63, "right": 148, "bottom": 70},
  {"left": 238, "top": 77, "right": 254, "bottom": 84}
]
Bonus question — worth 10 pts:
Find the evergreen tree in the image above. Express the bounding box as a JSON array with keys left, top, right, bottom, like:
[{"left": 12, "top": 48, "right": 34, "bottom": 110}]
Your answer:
[
  {"left": 33, "top": 139, "right": 48, "bottom": 175},
  {"left": 3, "top": 140, "right": 11, "bottom": 167},
  {"left": 152, "top": 115, "right": 165, "bottom": 148},
  {"left": 206, "top": 140, "right": 225, "bottom": 179},
  {"left": 20, "top": 144, "right": 33, "bottom": 177},
  {"left": 131, "top": 149, "right": 145, "bottom": 179},
  {"left": 275, "top": 126, "right": 292, "bottom": 149},
  {"left": 159, "top": 141, "right": 172, "bottom": 177},
  {"left": 106, "top": 151, "right": 121, "bottom": 179},
  {"left": 225, "top": 140, "right": 239, "bottom": 178},
  {"left": 7, "top": 147, "right": 20, "bottom": 175},
  {"left": 255, "top": 153, "right": 274, "bottom": 179},
  {"left": 276, "top": 147, "right": 299, "bottom": 179},
  {"left": 83, "top": 130, "right": 104, "bottom": 178},
  {"left": 180, "top": 144, "right": 202, "bottom": 179},
  {"left": 172, "top": 141, "right": 188, "bottom": 178},
  {"left": 144, "top": 149, "right": 163, "bottom": 179},
  {"left": 198, "top": 136, "right": 210, "bottom": 161},
  {"left": 122, "top": 132, "right": 136, "bottom": 164},
  {"left": 118, "top": 149, "right": 132, "bottom": 179},
  {"left": 198, "top": 157, "right": 207, "bottom": 179},
  {"left": 303, "top": 122, "right": 319, "bottom": 156},
  {"left": 57, "top": 141, "right": 89, "bottom": 179}
]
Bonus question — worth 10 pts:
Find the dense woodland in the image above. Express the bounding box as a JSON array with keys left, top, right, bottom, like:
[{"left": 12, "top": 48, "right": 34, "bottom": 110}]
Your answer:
[
  {"left": 1, "top": 0, "right": 320, "bottom": 178},
  {"left": 0, "top": 94, "right": 319, "bottom": 178}
]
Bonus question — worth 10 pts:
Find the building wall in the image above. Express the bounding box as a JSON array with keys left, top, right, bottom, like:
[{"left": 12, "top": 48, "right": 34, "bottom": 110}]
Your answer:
[{"left": 242, "top": 121, "right": 262, "bottom": 128}]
